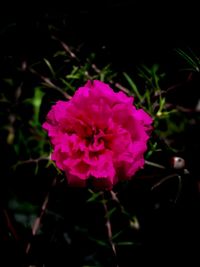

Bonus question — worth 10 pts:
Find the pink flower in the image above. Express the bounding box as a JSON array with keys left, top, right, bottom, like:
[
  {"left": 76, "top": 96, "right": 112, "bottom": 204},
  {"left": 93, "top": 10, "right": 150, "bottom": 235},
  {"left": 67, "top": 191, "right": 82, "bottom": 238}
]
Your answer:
[{"left": 43, "top": 80, "right": 152, "bottom": 189}]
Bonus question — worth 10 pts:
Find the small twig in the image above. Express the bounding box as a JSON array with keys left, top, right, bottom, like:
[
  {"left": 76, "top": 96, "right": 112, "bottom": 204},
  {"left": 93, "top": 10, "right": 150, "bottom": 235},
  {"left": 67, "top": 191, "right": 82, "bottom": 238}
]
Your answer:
[
  {"left": 91, "top": 63, "right": 101, "bottom": 73},
  {"left": 174, "top": 104, "right": 200, "bottom": 113},
  {"left": 26, "top": 176, "right": 57, "bottom": 254},
  {"left": 52, "top": 35, "right": 78, "bottom": 60},
  {"left": 110, "top": 190, "right": 124, "bottom": 211},
  {"left": 3, "top": 209, "right": 19, "bottom": 240},
  {"left": 114, "top": 82, "right": 133, "bottom": 95},
  {"left": 13, "top": 156, "right": 50, "bottom": 169},
  {"left": 151, "top": 174, "right": 182, "bottom": 203},
  {"left": 90, "top": 63, "right": 132, "bottom": 95},
  {"left": 151, "top": 173, "right": 180, "bottom": 191},
  {"left": 174, "top": 175, "right": 182, "bottom": 203},
  {"left": 51, "top": 36, "right": 133, "bottom": 98},
  {"left": 110, "top": 191, "right": 140, "bottom": 230},
  {"left": 165, "top": 82, "right": 184, "bottom": 93},
  {"left": 102, "top": 193, "right": 119, "bottom": 267},
  {"left": 29, "top": 68, "right": 71, "bottom": 100}
]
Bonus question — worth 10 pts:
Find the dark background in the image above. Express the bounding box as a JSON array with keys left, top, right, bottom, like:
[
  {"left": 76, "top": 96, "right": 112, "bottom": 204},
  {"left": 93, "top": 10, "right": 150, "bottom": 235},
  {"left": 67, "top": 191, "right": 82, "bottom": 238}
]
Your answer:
[
  {"left": 0, "top": 1, "right": 199, "bottom": 68},
  {"left": 0, "top": 1, "right": 200, "bottom": 266}
]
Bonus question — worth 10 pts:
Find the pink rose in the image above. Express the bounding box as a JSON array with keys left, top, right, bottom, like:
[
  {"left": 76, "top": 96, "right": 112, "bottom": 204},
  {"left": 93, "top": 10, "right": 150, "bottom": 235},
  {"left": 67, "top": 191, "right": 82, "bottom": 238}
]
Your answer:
[{"left": 43, "top": 80, "right": 152, "bottom": 189}]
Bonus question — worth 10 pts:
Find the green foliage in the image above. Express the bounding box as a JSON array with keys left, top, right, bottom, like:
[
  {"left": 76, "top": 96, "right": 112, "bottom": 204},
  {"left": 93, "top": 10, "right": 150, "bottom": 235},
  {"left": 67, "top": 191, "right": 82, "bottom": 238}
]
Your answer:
[{"left": 175, "top": 48, "right": 200, "bottom": 72}]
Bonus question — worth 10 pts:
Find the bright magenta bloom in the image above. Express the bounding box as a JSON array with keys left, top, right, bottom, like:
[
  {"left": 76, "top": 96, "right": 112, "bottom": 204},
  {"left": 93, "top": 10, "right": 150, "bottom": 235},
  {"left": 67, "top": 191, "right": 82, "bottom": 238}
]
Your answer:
[{"left": 43, "top": 80, "right": 152, "bottom": 189}]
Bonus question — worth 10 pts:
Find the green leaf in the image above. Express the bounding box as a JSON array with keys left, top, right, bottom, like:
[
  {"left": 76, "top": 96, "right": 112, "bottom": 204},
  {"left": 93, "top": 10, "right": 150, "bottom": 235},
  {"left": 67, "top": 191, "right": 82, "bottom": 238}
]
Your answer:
[
  {"left": 123, "top": 72, "right": 142, "bottom": 101},
  {"left": 44, "top": 58, "right": 55, "bottom": 77},
  {"left": 32, "top": 87, "right": 44, "bottom": 125},
  {"left": 87, "top": 190, "right": 102, "bottom": 203},
  {"left": 112, "top": 230, "right": 124, "bottom": 240},
  {"left": 175, "top": 48, "right": 199, "bottom": 71},
  {"left": 105, "top": 207, "right": 117, "bottom": 219}
]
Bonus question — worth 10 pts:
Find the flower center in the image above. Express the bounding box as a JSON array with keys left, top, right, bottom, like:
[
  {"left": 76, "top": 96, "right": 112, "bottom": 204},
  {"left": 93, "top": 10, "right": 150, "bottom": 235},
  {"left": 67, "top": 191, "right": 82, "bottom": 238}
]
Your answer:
[{"left": 85, "top": 128, "right": 101, "bottom": 144}]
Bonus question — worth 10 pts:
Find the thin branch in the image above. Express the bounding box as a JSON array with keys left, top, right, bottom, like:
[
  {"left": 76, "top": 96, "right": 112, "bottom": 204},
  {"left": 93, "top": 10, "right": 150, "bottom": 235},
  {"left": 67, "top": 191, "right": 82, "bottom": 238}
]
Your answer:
[
  {"left": 174, "top": 104, "right": 200, "bottom": 113},
  {"left": 110, "top": 191, "right": 140, "bottom": 230},
  {"left": 26, "top": 176, "right": 57, "bottom": 254},
  {"left": 3, "top": 209, "right": 19, "bottom": 240},
  {"left": 151, "top": 173, "right": 180, "bottom": 191},
  {"left": 52, "top": 36, "right": 133, "bottom": 97},
  {"left": 52, "top": 35, "right": 78, "bottom": 60},
  {"left": 29, "top": 68, "right": 71, "bottom": 100},
  {"left": 102, "top": 193, "right": 119, "bottom": 267},
  {"left": 13, "top": 156, "right": 50, "bottom": 169},
  {"left": 114, "top": 82, "right": 133, "bottom": 95},
  {"left": 151, "top": 174, "right": 182, "bottom": 204},
  {"left": 145, "top": 160, "right": 166, "bottom": 169}
]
